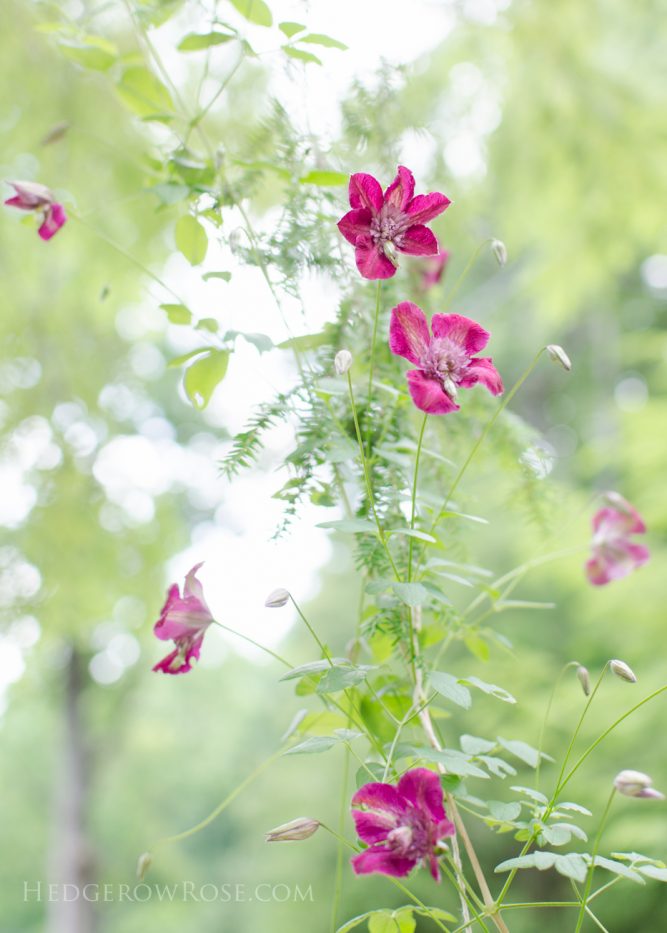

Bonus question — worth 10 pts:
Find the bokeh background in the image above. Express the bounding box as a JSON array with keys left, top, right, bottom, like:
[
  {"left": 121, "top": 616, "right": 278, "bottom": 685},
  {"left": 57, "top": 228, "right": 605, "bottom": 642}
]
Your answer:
[{"left": 1, "top": 0, "right": 666, "bottom": 931}]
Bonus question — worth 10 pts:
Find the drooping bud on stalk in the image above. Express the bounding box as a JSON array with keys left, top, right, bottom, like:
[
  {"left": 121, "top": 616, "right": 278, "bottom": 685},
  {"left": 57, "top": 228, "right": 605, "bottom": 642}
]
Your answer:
[
  {"left": 136, "top": 852, "right": 153, "bottom": 880},
  {"left": 546, "top": 344, "right": 572, "bottom": 372},
  {"left": 610, "top": 659, "right": 637, "bottom": 683},
  {"left": 334, "top": 350, "right": 353, "bottom": 375},
  {"left": 614, "top": 770, "right": 665, "bottom": 800},
  {"left": 491, "top": 239, "right": 507, "bottom": 266},
  {"left": 576, "top": 665, "right": 591, "bottom": 696},
  {"left": 265, "top": 588, "right": 290, "bottom": 608},
  {"left": 265, "top": 817, "right": 320, "bottom": 842}
]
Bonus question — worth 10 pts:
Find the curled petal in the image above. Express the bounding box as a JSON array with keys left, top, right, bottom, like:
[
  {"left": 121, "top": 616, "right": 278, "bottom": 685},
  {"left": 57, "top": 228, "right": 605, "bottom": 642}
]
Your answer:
[
  {"left": 406, "top": 370, "right": 459, "bottom": 415},
  {"left": 351, "top": 809, "right": 398, "bottom": 845},
  {"left": 398, "top": 768, "right": 446, "bottom": 823},
  {"left": 384, "top": 165, "right": 415, "bottom": 211},
  {"left": 351, "top": 782, "right": 404, "bottom": 815},
  {"left": 351, "top": 846, "right": 416, "bottom": 878},
  {"left": 406, "top": 191, "right": 451, "bottom": 224},
  {"left": 398, "top": 225, "right": 439, "bottom": 256},
  {"left": 601, "top": 493, "right": 646, "bottom": 533},
  {"left": 593, "top": 506, "right": 644, "bottom": 538},
  {"left": 348, "top": 173, "right": 383, "bottom": 213},
  {"left": 354, "top": 235, "right": 397, "bottom": 280},
  {"left": 6, "top": 180, "right": 53, "bottom": 208},
  {"left": 152, "top": 635, "right": 203, "bottom": 675},
  {"left": 431, "top": 313, "right": 490, "bottom": 355},
  {"left": 337, "top": 208, "right": 372, "bottom": 245},
  {"left": 38, "top": 203, "right": 67, "bottom": 240},
  {"left": 389, "top": 301, "right": 431, "bottom": 364},
  {"left": 459, "top": 357, "right": 504, "bottom": 396},
  {"left": 586, "top": 541, "right": 650, "bottom": 586},
  {"left": 184, "top": 561, "right": 207, "bottom": 602}
]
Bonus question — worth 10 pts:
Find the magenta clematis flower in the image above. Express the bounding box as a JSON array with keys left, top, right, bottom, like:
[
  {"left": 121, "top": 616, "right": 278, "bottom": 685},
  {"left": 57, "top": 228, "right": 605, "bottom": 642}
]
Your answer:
[
  {"left": 4, "top": 180, "right": 67, "bottom": 241},
  {"left": 152, "top": 563, "right": 214, "bottom": 674},
  {"left": 351, "top": 768, "right": 455, "bottom": 880},
  {"left": 420, "top": 250, "right": 449, "bottom": 290},
  {"left": 389, "top": 302, "right": 503, "bottom": 414},
  {"left": 337, "top": 166, "right": 450, "bottom": 280},
  {"left": 586, "top": 493, "right": 649, "bottom": 586}
]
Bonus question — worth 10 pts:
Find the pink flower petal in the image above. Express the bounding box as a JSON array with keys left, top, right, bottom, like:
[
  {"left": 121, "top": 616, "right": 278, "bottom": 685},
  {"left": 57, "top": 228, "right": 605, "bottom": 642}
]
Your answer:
[
  {"left": 354, "top": 235, "right": 397, "bottom": 280},
  {"left": 459, "top": 357, "right": 504, "bottom": 396},
  {"left": 6, "top": 180, "right": 54, "bottom": 208},
  {"left": 431, "top": 313, "right": 490, "bottom": 355},
  {"left": 398, "top": 768, "right": 446, "bottom": 823},
  {"left": 337, "top": 208, "right": 372, "bottom": 245},
  {"left": 406, "top": 370, "right": 459, "bottom": 415},
  {"left": 601, "top": 493, "right": 646, "bottom": 533},
  {"left": 5, "top": 196, "right": 34, "bottom": 211},
  {"left": 348, "top": 173, "right": 383, "bottom": 213},
  {"left": 351, "top": 809, "right": 398, "bottom": 844},
  {"left": 184, "top": 562, "right": 207, "bottom": 603},
  {"left": 406, "top": 191, "right": 451, "bottom": 225},
  {"left": 38, "top": 203, "right": 67, "bottom": 240},
  {"left": 398, "top": 225, "right": 439, "bottom": 256},
  {"left": 586, "top": 541, "right": 650, "bottom": 586},
  {"left": 351, "top": 781, "right": 404, "bottom": 815},
  {"left": 152, "top": 636, "right": 203, "bottom": 675},
  {"left": 592, "top": 506, "right": 644, "bottom": 538},
  {"left": 389, "top": 301, "right": 431, "bottom": 364},
  {"left": 421, "top": 251, "right": 449, "bottom": 289},
  {"left": 384, "top": 165, "right": 415, "bottom": 211},
  {"left": 351, "top": 846, "right": 416, "bottom": 878}
]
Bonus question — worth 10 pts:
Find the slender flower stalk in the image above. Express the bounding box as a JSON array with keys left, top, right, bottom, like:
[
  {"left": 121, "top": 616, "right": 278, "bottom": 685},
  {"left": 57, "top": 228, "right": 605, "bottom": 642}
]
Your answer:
[{"left": 575, "top": 788, "right": 617, "bottom": 932}]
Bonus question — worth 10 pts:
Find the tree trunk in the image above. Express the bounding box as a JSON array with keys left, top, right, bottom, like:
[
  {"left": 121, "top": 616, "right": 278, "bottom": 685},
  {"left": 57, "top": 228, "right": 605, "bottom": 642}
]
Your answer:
[{"left": 46, "top": 646, "right": 97, "bottom": 933}]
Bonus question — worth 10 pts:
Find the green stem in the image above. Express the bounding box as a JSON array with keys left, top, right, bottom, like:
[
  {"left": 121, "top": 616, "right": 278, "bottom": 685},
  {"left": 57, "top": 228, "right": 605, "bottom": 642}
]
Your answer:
[
  {"left": 211, "top": 620, "right": 292, "bottom": 668},
  {"left": 149, "top": 747, "right": 284, "bottom": 850},
  {"left": 575, "top": 793, "right": 616, "bottom": 933},
  {"left": 289, "top": 595, "right": 333, "bottom": 665},
  {"left": 347, "top": 372, "right": 401, "bottom": 580},
  {"left": 535, "top": 661, "right": 581, "bottom": 789},
  {"left": 386, "top": 878, "right": 452, "bottom": 933},
  {"left": 442, "top": 238, "right": 496, "bottom": 310},
  {"left": 408, "top": 414, "right": 428, "bottom": 583},
  {"left": 365, "top": 280, "right": 382, "bottom": 455}
]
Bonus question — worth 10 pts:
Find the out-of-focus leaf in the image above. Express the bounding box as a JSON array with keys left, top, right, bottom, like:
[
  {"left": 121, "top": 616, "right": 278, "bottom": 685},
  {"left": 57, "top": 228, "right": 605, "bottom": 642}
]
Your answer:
[{"left": 183, "top": 349, "right": 229, "bottom": 409}]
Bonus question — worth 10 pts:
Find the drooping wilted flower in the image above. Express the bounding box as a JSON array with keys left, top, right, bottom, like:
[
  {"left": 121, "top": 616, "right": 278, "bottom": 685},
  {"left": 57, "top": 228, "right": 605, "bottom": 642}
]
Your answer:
[
  {"left": 265, "top": 588, "right": 290, "bottom": 608},
  {"left": 152, "top": 563, "right": 214, "bottom": 674},
  {"left": 546, "top": 344, "right": 572, "bottom": 372},
  {"left": 614, "top": 770, "right": 665, "bottom": 800},
  {"left": 334, "top": 350, "right": 353, "bottom": 375},
  {"left": 610, "top": 659, "right": 637, "bottom": 683},
  {"left": 351, "top": 768, "right": 455, "bottom": 880},
  {"left": 4, "top": 180, "right": 67, "bottom": 240},
  {"left": 585, "top": 493, "right": 649, "bottom": 586},
  {"left": 265, "top": 817, "right": 320, "bottom": 842},
  {"left": 337, "top": 166, "right": 450, "bottom": 280},
  {"left": 389, "top": 302, "right": 503, "bottom": 414}
]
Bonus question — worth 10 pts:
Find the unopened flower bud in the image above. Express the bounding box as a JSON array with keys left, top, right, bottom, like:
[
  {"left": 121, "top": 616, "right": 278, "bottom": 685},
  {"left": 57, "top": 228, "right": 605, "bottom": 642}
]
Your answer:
[
  {"left": 265, "top": 587, "right": 290, "bottom": 608},
  {"left": 614, "top": 770, "right": 665, "bottom": 800},
  {"left": 265, "top": 817, "right": 320, "bottom": 842},
  {"left": 334, "top": 350, "right": 353, "bottom": 375},
  {"left": 576, "top": 665, "right": 591, "bottom": 696},
  {"left": 136, "top": 852, "right": 152, "bottom": 880},
  {"left": 491, "top": 239, "right": 507, "bottom": 266},
  {"left": 546, "top": 344, "right": 572, "bottom": 372},
  {"left": 382, "top": 240, "right": 399, "bottom": 267},
  {"left": 610, "top": 659, "right": 637, "bottom": 683}
]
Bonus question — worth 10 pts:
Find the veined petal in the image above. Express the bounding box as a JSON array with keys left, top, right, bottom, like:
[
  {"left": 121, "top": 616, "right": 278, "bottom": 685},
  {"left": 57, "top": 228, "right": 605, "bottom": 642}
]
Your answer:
[
  {"left": 459, "top": 357, "right": 504, "bottom": 395},
  {"left": 431, "top": 313, "right": 490, "bottom": 355},
  {"left": 389, "top": 301, "right": 431, "bottom": 364},
  {"left": 399, "top": 225, "right": 439, "bottom": 256},
  {"left": 7, "top": 180, "right": 53, "bottom": 208},
  {"left": 351, "top": 846, "right": 416, "bottom": 878},
  {"left": 398, "top": 768, "right": 446, "bottom": 823},
  {"left": 592, "top": 506, "right": 645, "bottom": 538},
  {"left": 352, "top": 809, "right": 397, "bottom": 844},
  {"left": 337, "top": 208, "right": 372, "bottom": 245},
  {"left": 184, "top": 562, "right": 207, "bottom": 602},
  {"left": 406, "top": 191, "right": 451, "bottom": 224},
  {"left": 601, "top": 493, "right": 646, "bottom": 533},
  {"left": 348, "top": 173, "right": 383, "bottom": 213},
  {"left": 354, "top": 235, "right": 397, "bottom": 280},
  {"left": 384, "top": 165, "right": 415, "bottom": 211},
  {"left": 38, "top": 203, "right": 67, "bottom": 240},
  {"left": 352, "top": 781, "right": 404, "bottom": 815},
  {"left": 406, "top": 370, "right": 459, "bottom": 415},
  {"left": 152, "top": 634, "right": 203, "bottom": 675}
]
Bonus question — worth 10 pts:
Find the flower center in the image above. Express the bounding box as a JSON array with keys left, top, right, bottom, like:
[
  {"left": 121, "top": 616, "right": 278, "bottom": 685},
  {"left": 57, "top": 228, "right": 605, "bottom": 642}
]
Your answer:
[
  {"left": 387, "top": 808, "right": 432, "bottom": 860},
  {"left": 370, "top": 204, "right": 408, "bottom": 247},
  {"left": 419, "top": 338, "right": 470, "bottom": 399}
]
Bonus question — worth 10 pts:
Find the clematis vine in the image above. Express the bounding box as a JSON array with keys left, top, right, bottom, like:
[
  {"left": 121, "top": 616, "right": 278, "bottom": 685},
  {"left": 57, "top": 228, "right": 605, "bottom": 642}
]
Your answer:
[
  {"left": 4, "top": 180, "right": 67, "bottom": 240},
  {"left": 585, "top": 492, "right": 650, "bottom": 586},
  {"left": 389, "top": 302, "right": 503, "bottom": 414},
  {"left": 152, "top": 563, "right": 214, "bottom": 674},
  {"left": 350, "top": 768, "right": 455, "bottom": 880},
  {"left": 337, "top": 166, "right": 450, "bottom": 280}
]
